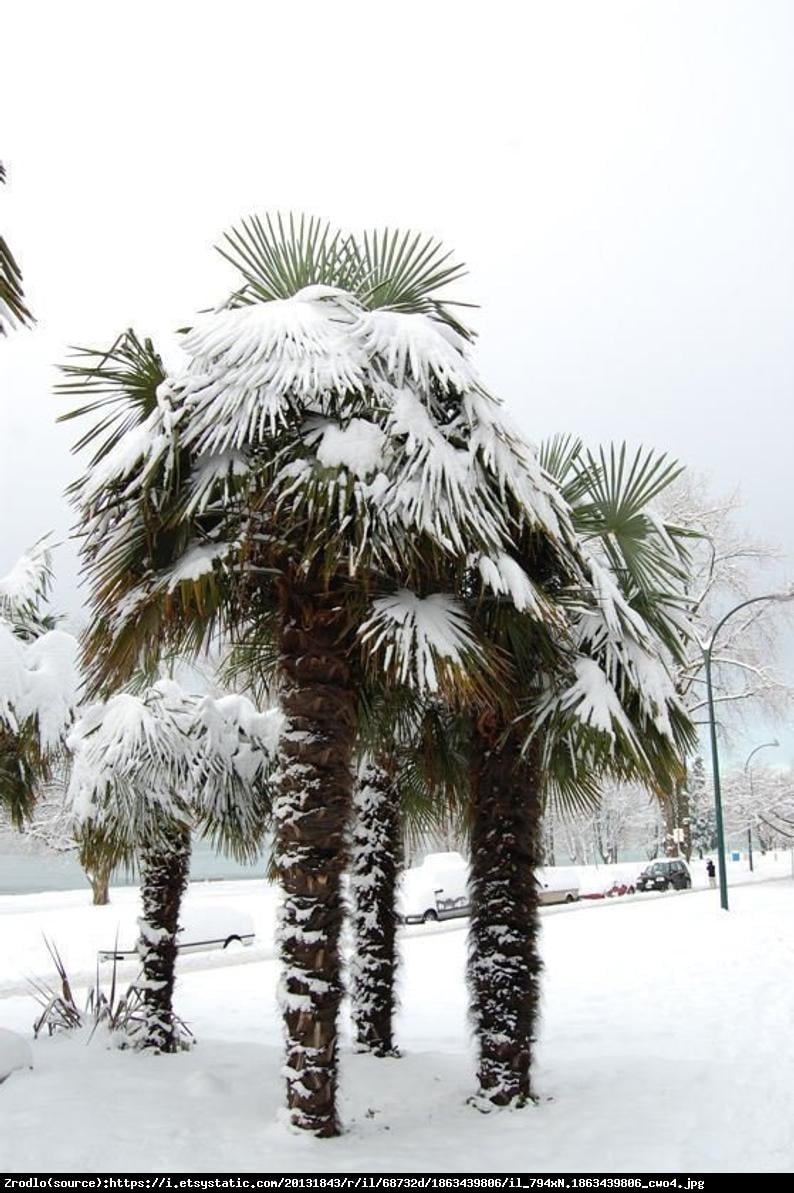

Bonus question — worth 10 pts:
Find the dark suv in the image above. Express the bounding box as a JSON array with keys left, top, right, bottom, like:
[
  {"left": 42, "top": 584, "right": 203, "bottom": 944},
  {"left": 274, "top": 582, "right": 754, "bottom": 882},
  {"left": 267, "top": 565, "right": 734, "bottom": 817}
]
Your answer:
[{"left": 635, "top": 858, "right": 691, "bottom": 893}]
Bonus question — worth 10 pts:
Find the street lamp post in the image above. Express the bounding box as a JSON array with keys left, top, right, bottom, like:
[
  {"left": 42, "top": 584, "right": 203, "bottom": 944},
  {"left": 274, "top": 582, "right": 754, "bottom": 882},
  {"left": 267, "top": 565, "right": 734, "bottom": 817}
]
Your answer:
[
  {"left": 743, "top": 740, "right": 779, "bottom": 873},
  {"left": 701, "top": 591, "right": 794, "bottom": 912}
]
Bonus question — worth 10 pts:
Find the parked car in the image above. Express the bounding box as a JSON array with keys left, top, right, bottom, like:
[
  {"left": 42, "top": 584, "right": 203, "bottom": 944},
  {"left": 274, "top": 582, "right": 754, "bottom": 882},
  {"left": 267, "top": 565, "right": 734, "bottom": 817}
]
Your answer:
[
  {"left": 635, "top": 858, "right": 691, "bottom": 893},
  {"left": 536, "top": 868, "right": 580, "bottom": 905},
  {"left": 398, "top": 852, "right": 470, "bottom": 924},
  {"left": 99, "top": 903, "right": 256, "bottom": 961}
]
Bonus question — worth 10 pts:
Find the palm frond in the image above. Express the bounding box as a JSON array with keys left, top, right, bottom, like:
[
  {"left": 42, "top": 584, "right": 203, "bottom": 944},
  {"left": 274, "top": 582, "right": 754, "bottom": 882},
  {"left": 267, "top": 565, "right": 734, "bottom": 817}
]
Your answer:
[
  {"left": 0, "top": 162, "right": 34, "bottom": 334},
  {"left": 57, "top": 331, "right": 167, "bottom": 465},
  {"left": 351, "top": 227, "right": 474, "bottom": 336},
  {"left": 217, "top": 213, "right": 363, "bottom": 305}
]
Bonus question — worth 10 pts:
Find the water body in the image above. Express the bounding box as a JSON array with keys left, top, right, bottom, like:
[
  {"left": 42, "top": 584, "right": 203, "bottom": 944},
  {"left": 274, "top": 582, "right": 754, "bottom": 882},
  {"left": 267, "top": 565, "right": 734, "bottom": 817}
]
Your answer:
[{"left": 0, "top": 834, "right": 265, "bottom": 896}]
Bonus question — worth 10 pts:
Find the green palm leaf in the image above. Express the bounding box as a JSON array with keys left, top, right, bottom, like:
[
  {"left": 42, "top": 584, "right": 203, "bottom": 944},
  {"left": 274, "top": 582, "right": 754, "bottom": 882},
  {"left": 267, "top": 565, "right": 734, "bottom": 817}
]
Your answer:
[
  {"left": 0, "top": 162, "right": 34, "bottom": 334},
  {"left": 57, "top": 331, "right": 166, "bottom": 465}
]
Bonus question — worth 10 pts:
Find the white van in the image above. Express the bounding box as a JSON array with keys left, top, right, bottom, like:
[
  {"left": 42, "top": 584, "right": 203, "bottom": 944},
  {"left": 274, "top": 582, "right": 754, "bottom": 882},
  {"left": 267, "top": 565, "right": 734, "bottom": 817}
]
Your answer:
[
  {"left": 398, "top": 851, "right": 470, "bottom": 924},
  {"left": 536, "top": 867, "right": 580, "bottom": 905}
]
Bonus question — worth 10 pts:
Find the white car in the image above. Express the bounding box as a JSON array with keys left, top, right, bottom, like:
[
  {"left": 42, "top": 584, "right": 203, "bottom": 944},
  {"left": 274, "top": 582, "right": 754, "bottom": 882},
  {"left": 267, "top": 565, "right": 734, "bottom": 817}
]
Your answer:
[
  {"left": 99, "top": 903, "right": 255, "bottom": 961},
  {"left": 398, "top": 851, "right": 470, "bottom": 924}
]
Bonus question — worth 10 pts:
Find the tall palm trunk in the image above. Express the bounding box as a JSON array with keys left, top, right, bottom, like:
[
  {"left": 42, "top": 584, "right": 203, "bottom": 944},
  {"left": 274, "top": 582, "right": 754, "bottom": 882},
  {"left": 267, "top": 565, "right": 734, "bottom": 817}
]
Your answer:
[
  {"left": 135, "top": 823, "right": 191, "bottom": 1053},
  {"left": 350, "top": 756, "right": 402, "bottom": 1057},
  {"left": 468, "top": 718, "right": 543, "bottom": 1106},
  {"left": 274, "top": 580, "right": 356, "bottom": 1137}
]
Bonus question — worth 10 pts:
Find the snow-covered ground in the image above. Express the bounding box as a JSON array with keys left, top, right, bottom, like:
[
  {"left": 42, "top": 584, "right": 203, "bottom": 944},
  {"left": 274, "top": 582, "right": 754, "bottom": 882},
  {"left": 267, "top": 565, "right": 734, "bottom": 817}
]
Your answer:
[{"left": 1, "top": 862, "right": 793, "bottom": 1173}]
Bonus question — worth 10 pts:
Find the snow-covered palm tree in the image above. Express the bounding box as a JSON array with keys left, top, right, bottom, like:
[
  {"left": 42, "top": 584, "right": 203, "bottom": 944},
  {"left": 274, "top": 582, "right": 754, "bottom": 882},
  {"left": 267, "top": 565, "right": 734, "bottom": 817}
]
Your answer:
[
  {"left": 68, "top": 679, "right": 281, "bottom": 1052},
  {"left": 0, "top": 163, "right": 33, "bottom": 335},
  {"left": 60, "top": 215, "right": 580, "bottom": 1135},
  {"left": 464, "top": 441, "right": 695, "bottom": 1108}
]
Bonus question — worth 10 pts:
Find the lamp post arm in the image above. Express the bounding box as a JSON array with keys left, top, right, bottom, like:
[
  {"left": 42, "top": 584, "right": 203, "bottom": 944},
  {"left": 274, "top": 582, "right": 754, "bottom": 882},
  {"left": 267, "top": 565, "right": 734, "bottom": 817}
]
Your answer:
[
  {"left": 700, "top": 590, "right": 793, "bottom": 912},
  {"left": 705, "top": 593, "right": 794, "bottom": 655}
]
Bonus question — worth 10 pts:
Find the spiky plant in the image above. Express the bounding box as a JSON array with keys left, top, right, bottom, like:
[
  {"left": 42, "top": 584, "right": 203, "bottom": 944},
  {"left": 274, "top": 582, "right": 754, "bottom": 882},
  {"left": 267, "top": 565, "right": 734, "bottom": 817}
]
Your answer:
[{"left": 59, "top": 214, "right": 582, "bottom": 1135}]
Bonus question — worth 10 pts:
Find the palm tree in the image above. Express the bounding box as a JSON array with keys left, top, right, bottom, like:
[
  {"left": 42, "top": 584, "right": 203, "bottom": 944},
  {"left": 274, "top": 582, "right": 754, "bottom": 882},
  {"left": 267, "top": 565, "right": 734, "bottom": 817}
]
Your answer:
[
  {"left": 466, "top": 441, "right": 696, "bottom": 1107},
  {"left": 60, "top": 214, "right": 579, "bottom": 1135},
  {"left": 68, "top": 678, "right": 280, "bottom": 1052},
  {"left": 0, "top": 163, "right": 33, "bottom": 335}
]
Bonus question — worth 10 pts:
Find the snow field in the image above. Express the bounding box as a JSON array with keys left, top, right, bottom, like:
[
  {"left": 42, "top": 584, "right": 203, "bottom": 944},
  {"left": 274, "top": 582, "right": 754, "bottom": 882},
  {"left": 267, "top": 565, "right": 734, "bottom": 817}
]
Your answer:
[{"left": 1, "top": 877, "right": 793, "bottom": 1172}]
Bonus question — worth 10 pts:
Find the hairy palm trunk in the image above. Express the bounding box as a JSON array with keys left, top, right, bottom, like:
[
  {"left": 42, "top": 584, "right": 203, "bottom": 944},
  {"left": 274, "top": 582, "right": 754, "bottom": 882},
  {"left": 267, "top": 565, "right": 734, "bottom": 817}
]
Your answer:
[
  {"left": 274, "top": 581, "right": 356, "bottom": 1137},
  {"left": 135, "top": 824, "right": 191, "bottom": 1053},
  {"left": 468, "top": 719, "right": 543, "bottom": 1106},
  {"left": 350, "top": 757, "right": 402, "bottom": 1057}
]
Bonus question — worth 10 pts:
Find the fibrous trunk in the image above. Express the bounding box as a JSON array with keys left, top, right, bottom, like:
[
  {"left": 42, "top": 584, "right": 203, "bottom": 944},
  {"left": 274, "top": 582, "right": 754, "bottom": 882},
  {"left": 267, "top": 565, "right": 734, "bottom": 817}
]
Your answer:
[
  {"left": 274, "top": 581, "right": 356, "bottom": 1137},
  {"left": 135, "top": 823, "right": 191, "bottom": 1053},
  {"left": 350, "top": 757, "right": 402, "bottom": 1057},
  {"left": 468, "top": 722, "right": 543, "bottom": 1106}
]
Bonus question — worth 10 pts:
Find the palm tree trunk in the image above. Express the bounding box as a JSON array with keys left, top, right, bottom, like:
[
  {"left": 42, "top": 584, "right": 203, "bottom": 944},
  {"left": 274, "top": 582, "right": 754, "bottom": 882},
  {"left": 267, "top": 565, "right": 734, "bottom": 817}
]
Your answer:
[
  {"left": 274, "top": 580, "right": 356, "bottom": 1137},
  {"left": 350, "top": 756, "right": 402, "bottom": 1057},
  {"left": 87, "top": 863, "right": 110, "bottom": 906},
  {"left": 135, "top": 823, "right": 191, "bottom": 1053},
  {"left": 468, "top": 718, "right": 543, "bottom": 1106}
]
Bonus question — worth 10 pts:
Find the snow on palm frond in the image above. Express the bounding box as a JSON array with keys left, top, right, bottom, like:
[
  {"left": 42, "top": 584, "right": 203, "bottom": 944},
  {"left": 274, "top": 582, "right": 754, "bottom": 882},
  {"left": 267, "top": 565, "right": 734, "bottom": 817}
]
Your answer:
[
  {"left": 553, "top": 657, "right": 638, "bottom": 743},
  {"left": 67, "top": 684, "right": 193, "bottom": 844},
  {"left": 170, "top": 286, "right": 571, "bottom": 562},
  {"left": 0, "top": 539, "right": 53, "bottom": 626},
  {"left": 76, "top": 409, "right": 174, "bottom": 503},
  {"left": 68, "top": 678, "right": 281, "bottom": 858},
  {"left": 578, "top": 556, "right": 653, "bottom": 650},
  {"left": 164, "top": 541, "right": 237, "bottom": 593},
  {"left": 176, "top": 288, "right": 368, "bottom": 455},
  {"left": 0, "top": 623, "right": 79, "bottom": 752},
  {"left": 463, "top": 393, "right": 572, "bottom": 544},
  {"left": 359, "top": 590, "right": 487, "bottom": 697},
  {"left": 476, "top": 552, "right": 564, "bottom": 624},
  {"left": 190, "top": 693, "right": 283, "bottom": 859},
  {"left": 360, "top": 310, "right": 476, "bottom": 393},
  {"left": 571, "top": 551, "right": 690, "bottom": 743},
  {"left": 312, "top": 418, "right": 387, "bottom": 479}
]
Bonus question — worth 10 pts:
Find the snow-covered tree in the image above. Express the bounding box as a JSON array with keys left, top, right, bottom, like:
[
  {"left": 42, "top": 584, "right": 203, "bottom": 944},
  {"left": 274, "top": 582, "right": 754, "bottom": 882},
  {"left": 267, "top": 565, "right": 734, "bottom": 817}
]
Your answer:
[
  {"left": 0, "top": 541, "right": 79, "bottom": 825},
  {"left": 718, "top": 762, "right": 794, "bottom": 851},
  {"left": 657, "top": 473, "right": 793, "bottom": 854},
  {"left": 68, "top": 679, "right": 281, "bottom": 1052},
  {"left": 60, "top": 216, "right": 587, "bottom": 1134},
  {"left": 463, "top": 440, "right": 694, "bottom": 1108}
]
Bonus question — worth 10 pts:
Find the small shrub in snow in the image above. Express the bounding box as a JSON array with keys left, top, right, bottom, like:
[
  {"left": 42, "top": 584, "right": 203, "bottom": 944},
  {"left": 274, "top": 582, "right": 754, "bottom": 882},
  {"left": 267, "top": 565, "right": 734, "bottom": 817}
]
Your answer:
[{"left": 29, "top": 938, "right": 192, "bottom": 1049}]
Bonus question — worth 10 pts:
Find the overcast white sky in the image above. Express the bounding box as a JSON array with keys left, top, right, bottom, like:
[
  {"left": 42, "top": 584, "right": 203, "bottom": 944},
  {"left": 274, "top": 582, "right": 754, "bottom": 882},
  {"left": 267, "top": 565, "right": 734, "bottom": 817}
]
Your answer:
[{"left": 2, "top": 0, "right": 793, "bottom": 761}]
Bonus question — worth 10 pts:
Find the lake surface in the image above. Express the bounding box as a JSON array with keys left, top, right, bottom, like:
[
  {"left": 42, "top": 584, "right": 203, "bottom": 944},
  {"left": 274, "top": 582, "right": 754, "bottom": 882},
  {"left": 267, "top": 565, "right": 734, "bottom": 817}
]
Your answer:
[{"left": 0, "top": 835, "right": 265, "bottom": 895}]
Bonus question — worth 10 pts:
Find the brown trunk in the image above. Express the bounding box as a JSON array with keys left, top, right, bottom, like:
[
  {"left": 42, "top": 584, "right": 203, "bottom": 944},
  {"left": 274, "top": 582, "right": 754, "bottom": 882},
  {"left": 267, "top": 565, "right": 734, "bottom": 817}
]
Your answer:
[
  {"left": 274, "top": 579, "right": 356, "bottom": 1137},
  {"left": 135, "top": 823, "right": 191, "bottom": 1053},
  {"left": 662, "top": 793, "right": 679, "bottom": 857},
  {"left": 350, "top": 756, "right": 402, "bottom": 1057},
  {"left": 678, "top": 773, "right": 693, "bottom": 861},
  {"left": 468, "top": 719, "right": 543, "bottom": 1106},
  {"left": 87, "top": 859, "right": 111, "bottom": 906}
]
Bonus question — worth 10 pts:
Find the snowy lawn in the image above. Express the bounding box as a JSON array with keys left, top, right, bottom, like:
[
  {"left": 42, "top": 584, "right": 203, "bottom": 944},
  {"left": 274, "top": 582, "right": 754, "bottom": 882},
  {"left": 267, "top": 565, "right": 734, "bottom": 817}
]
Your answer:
[{"left": 1, "top": 875, "right": 793, "bottom": 1173}]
